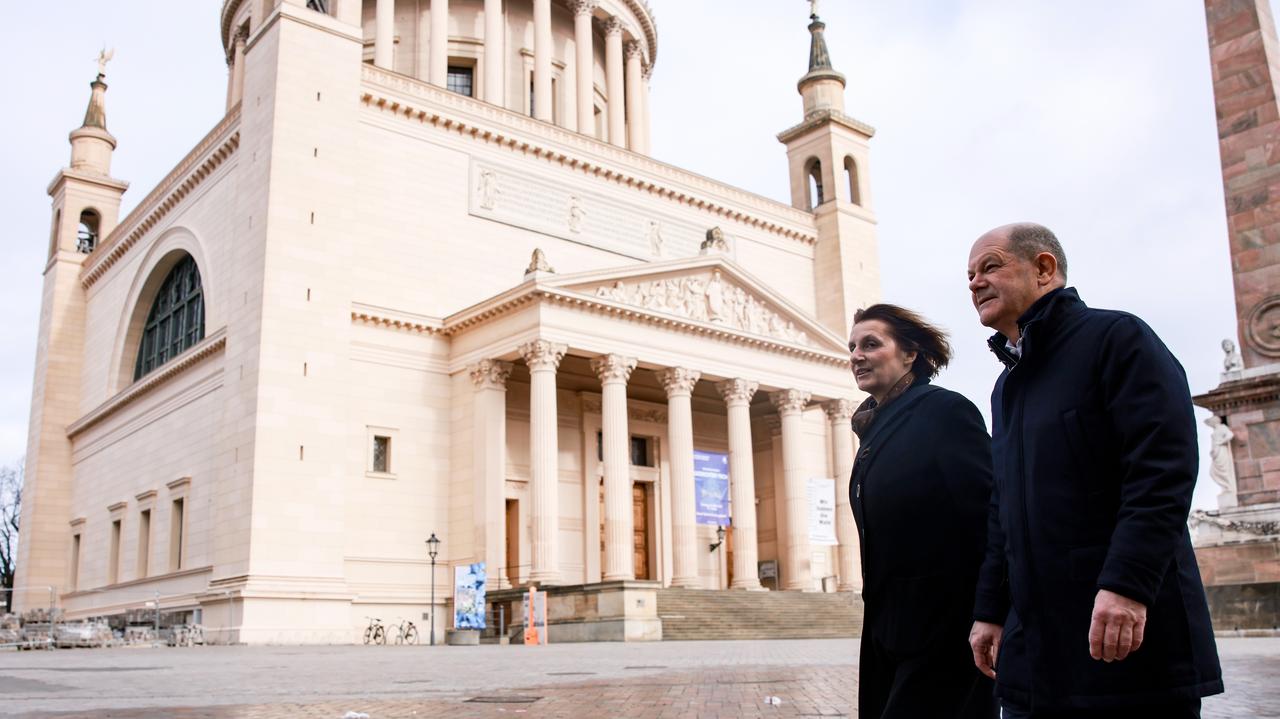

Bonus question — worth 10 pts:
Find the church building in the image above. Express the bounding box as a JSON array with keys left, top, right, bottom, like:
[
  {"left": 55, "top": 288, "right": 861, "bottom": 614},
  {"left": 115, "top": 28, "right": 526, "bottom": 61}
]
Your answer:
[{"left": 16, "top": 0, "right": 880, "bottom": 643}]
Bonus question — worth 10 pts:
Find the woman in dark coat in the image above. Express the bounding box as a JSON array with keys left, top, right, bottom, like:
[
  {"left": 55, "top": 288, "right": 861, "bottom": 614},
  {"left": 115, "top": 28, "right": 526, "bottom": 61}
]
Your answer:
[{"left": 848, "top": 304, "right": 996, "bottom": 719}]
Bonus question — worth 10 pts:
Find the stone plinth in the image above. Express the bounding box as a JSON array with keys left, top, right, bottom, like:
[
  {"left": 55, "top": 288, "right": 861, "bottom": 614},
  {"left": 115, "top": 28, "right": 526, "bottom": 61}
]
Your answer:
[{"left": 489, "top": 581, "right": 663, "bottom": 643}]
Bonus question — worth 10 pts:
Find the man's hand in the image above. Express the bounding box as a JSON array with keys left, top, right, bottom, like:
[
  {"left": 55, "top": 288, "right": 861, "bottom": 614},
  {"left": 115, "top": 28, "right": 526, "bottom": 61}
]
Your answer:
[
  {"left": 1088, "top": 589, "right": 1147, "bottom": 662},
  {"left": 969, "top": 620, "right": 1003, "bottom": 679}
]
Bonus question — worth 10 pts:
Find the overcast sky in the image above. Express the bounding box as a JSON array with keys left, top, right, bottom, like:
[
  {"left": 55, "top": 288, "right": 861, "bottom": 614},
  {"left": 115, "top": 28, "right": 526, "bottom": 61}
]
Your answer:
[{"left": 2, "top": 1, "right": 1253, "bottom": 509}]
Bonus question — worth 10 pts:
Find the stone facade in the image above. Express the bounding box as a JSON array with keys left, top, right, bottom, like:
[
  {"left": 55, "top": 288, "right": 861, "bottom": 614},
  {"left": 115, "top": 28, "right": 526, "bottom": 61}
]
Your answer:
[{"left": 14, "top": 0, "right": 880, "bottom": 644}]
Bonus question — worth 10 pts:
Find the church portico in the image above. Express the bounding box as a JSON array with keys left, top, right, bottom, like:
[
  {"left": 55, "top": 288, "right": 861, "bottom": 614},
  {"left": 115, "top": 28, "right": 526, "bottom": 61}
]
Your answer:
[{"left": 437, "top": 251, "right": 860, "bottom": 595}]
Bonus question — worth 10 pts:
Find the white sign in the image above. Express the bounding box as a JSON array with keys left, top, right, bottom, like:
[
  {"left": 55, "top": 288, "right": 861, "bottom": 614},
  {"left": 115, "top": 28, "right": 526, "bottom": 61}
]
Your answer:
[{"left": 808, "top": 477, "right": 838, "bottom": 546}]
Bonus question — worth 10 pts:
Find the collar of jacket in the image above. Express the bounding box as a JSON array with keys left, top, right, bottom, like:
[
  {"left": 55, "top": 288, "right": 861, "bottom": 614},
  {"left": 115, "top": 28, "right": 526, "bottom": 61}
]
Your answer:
[
  {"left": 855, "top": 375, "right": 935, "bottom": 451},
  {"left": 986, "top": 286, "right": 1082, "bottom": 369}
]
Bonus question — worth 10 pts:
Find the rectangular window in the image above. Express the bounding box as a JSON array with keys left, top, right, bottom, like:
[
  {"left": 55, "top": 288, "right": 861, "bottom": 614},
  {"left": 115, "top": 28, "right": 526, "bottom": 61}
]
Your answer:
[
  {"left": 447, "top": 65, "right": 474, "bottom": 97},
  {"left": 138, "top": 510, "right": 151, "bottom": 578},
  {"left": 109, "top": 519, "right": 122, "bottom": 584},
  {"left": 70, "top": 534, "right": 82, "bottom": 591},
  {"left": 169, "top": 499, "right": 185, "bottom": 573},
  {"left": 630, "top": 436, "right": 652, "bottom": 467},
  {"left": 372, "top": 435, "right": 391, "bottom": 473}
]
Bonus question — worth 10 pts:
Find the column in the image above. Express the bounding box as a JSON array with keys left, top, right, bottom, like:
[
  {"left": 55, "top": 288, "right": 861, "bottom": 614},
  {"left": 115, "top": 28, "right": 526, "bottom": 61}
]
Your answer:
[
  {"left": 718, "top": 379, "right": 763, "bottom": 590},
  {"left": 592, "top": 354, "right": 637, "bottom": 581},
  {"left": 661, "top": 368, "right": 701, "bottom": 588},
  {"left": 639, "top": 64, "right": 652, "bottom": 154},
  {"left": 533, "top": 0, "right": 553, "bottom": 121},
  {"left": 604, "top": 17, "right": 625, "bottom": 146},
  {"left": 227, "top": 30, "right": 247, "bottom": 110},
  {"left": 471, "top": 360, "right": 512, "bottom": 588},
  {"left": 772, "top": 389, "right": 812, "bottom": 591},
  {"left": 624, "top": 41, "right": 643, "bottom": 152},
  {"left": 573, "top": 1, "right": 596, "bottom": 134},
  {"left": 824, "top": 399, "right": 860, "bottom": 592},
  {"left": 483, "top": 0, "right": 504, "bottom": 104},
  {"left": 374, "top": 0, "right": 395, "bottom": 70},
  {"left": 430, "top": 0, "right": 450, "bottom": 87},
  {"left": 520, "top": 340, "right": 567, "bottom": 585}
]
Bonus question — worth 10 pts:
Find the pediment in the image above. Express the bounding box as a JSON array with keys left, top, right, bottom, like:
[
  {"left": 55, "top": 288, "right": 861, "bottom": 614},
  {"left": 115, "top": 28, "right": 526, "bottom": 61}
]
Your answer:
[{"left": 546, "top": 257, "right": 847, "bottom": 354}]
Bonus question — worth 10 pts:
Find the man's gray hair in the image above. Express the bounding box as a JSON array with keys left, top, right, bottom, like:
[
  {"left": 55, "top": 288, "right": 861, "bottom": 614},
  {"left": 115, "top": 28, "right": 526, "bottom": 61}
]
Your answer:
[{"left": 1007, "top": 223, "right": 1068, "bottom": 281}]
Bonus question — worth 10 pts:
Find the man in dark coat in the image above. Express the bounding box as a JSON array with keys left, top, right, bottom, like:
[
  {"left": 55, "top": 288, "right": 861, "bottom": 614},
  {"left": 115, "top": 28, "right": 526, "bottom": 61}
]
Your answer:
[{"left": 965, "top": 223, "right": 1222, "bottom": 717}]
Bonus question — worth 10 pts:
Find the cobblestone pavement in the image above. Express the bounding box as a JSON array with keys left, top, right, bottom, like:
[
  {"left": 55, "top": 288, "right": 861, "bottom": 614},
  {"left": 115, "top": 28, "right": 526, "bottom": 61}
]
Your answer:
[{"left": 0, "top": 638, "right": 1275, "bottom": 718}]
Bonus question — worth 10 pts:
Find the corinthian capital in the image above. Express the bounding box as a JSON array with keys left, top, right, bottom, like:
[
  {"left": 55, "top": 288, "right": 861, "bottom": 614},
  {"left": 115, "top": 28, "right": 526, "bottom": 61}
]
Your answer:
[
  {"left": 717, "top": 378, "right": 759, "bottom": 405},
  {"left": 469, "top": 359, "right": 512, "bottom": 389},
  {"left": 569, "top": 0, "right": 597, "bottom": 17},
  {"left": 770, "top": 389, "right": 811, "bottom": 415},
  {"left": 519, "top": 340, "right": 568, "bottom": 371},
  {"left": 822, "top": 398, "right": 858, "bottom": 423},
  {"left": 659, "top": 367, "right": 700, "bottom": 397},
  {"left": 590, "top": 354, "right": 637, "bottom": 384},
  {"left": 604, "top": 16, "right": 624, "bottom": 37},
  {"left": 624, "top": 40, "right": 644, "bottom": 62}
]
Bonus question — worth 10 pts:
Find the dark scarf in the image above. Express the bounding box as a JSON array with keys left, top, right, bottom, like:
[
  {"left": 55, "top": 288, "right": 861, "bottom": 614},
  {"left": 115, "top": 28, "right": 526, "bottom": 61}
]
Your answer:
[{"left": 850, "top": 371, "right": 916, "bottom": 439}]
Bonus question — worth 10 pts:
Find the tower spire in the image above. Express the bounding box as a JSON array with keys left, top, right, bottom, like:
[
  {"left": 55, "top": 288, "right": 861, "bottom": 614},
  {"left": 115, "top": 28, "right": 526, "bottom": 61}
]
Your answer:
[
  {"left": 806, "top": 2, "right": 836, "bottom": 73},
  {"left": 796, "top": 5, "right": 846, "bottom": 117},
  {"left": 68, "top": 49, "right": 118, "bottom": 175}
]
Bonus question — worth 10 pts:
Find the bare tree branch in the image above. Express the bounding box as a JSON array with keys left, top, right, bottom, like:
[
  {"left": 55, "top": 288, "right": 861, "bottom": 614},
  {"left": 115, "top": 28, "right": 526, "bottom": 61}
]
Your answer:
[{"left": 0, "top": 458, "right": 22, "bottom": 613}]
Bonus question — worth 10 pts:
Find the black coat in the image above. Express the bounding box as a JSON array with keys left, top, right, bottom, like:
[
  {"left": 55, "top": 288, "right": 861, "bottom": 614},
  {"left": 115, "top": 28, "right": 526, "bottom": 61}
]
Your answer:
[
  {"left": 973, "top": 287, "right": 1223, "bottom": 710},
  {"left": 851, "top": 379, "right": 996, "bottom": 718}
]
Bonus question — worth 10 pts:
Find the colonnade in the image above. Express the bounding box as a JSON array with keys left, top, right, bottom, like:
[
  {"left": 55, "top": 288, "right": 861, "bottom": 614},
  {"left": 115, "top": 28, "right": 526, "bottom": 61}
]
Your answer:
[
  {"left": 467, "top": 345, "right": 861, "bottom": 592},
  {"left": 369, "top": 0, "right": 651, "bottom": 152}
]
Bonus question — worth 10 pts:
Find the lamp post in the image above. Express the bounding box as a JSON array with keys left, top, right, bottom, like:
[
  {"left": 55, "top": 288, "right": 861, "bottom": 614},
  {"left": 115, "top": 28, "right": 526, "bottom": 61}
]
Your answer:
[
  {"left": 708, "top": 525, "right": 726, "bottom": 552},
  {"left": 426, "top": 533, "right": 440, "bottom": 646}
]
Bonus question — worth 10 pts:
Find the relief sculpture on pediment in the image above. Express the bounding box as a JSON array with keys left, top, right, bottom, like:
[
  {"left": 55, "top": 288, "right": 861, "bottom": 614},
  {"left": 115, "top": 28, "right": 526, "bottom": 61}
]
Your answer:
[{"left": 592, "top": 270, "right": 811, "bottom": 346}]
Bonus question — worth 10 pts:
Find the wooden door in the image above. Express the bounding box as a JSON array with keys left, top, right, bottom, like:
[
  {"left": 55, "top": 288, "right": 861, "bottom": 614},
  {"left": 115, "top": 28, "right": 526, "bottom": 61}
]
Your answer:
[
  {"left": 505, "top": 499, "right": 519, "bottom": 587},
  {"left": 633, "top": 483, "right": 650, "bottom": 580}
]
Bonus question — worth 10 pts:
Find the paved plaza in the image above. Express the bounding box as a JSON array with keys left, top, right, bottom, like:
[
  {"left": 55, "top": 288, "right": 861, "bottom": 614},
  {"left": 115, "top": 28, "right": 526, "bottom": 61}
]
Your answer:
[{"left": 0, "top": 638, "right": 1276, "bottom": 718}]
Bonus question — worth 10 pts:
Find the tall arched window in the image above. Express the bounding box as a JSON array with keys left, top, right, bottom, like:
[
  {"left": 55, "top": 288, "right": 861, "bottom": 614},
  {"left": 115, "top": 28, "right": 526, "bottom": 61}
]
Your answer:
[
  {"left": 806, "top": 158, "right": 825, "bottom": 209},
  {"left": 844, "top": 156, "right": 861, "bottom": 206},
  {"left": 134, "top": 255, "right": 205, "bottom": 380}
]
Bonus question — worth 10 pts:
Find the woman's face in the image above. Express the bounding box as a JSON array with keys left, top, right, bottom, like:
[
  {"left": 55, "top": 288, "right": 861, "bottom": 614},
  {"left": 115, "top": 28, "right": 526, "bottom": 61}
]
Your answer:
[{"left": 848, "top": 319, "right": 917, "bottom": 401}]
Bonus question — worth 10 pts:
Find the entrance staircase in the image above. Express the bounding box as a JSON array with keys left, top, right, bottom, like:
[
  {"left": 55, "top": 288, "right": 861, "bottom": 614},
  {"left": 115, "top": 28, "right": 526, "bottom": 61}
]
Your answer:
[{"left": 656, "top": 588, "right": 863, "bottom": 641}]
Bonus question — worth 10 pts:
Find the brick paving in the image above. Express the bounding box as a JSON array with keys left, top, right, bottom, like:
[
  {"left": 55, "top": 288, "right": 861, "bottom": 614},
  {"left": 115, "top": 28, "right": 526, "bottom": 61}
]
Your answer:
[{"left": 0, "top": 638, "right": 1275, "bottom": 718}]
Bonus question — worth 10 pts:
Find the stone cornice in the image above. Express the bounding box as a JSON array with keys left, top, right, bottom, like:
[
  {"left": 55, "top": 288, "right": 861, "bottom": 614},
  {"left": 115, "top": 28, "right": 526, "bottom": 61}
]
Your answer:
[
  {"left": 66, "top": 328, "right": 227, "bottom": 439},
  {"left": 360, "top": 67, "right": 817, "bottom": 245},
  {"left": 81, "top": 110, "right": 242, "bottom": 289},
  {"left": 46, "top": 168, "right": 130, "bottom": 197},
  {"left": 1194, "top": 371, "right": 1280, "bottom": 414},
  {"left": 351, "top": 302, "right": 447, "bottom": 335},
  {"left": 777, "top": 109, "right": 876, "bottom": 144}
]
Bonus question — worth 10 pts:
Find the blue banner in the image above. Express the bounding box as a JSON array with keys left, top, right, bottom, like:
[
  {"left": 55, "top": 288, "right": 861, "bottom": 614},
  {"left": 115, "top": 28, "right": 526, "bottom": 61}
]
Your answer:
[
  {"left": 693, "top": 450, "right": 731, "bottom": 526},
  {"left": 453, "top": 562, "right": 487, "bottom": 630}
]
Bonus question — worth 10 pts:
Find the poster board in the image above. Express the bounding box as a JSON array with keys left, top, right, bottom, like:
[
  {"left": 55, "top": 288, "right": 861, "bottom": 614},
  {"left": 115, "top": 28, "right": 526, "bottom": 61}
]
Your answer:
[
  {"left": 453, "top": 562, "right": 487, "bottom": 630},
  {"left": 693, "top": 450, "right": 731, "bottom": 525},
  {"left": 808, "top": 477, "right": 838, "bottom": 546}
]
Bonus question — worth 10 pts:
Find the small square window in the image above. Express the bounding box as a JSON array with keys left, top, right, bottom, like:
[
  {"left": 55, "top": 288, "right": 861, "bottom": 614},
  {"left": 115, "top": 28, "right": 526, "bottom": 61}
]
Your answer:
[
  {"left": 630, "top": 437, "right": 652, "bottom": 467},
  {"left": 447, "top": 66, "right": 474, "bottom": 97},
  {"left": 372, "top": 435, "right": 391, "bottom": 473}
]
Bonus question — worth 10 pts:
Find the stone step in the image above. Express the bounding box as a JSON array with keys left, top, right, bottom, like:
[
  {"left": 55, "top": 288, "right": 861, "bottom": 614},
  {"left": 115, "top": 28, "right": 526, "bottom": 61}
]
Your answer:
[{"left": 655, "top": 588, "right": 864, "bottom": 641}]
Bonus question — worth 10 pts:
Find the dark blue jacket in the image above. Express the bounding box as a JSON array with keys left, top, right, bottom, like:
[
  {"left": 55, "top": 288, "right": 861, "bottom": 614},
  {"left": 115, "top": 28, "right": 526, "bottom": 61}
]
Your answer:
[{"left": 973, "top": 287, "right": 1223, "bottom": 709}]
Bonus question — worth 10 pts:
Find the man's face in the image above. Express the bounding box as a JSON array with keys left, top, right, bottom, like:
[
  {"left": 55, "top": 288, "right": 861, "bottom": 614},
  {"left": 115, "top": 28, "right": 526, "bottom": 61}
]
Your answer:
[{"left": 967, "top": 231, "right": 1042, "bottom": 339}]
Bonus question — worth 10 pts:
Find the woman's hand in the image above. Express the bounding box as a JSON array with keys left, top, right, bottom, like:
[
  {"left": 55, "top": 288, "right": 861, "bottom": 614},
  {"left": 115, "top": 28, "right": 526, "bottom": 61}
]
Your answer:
[{"left": 969, "top": 620, "right": 1003, "bottom": 679}]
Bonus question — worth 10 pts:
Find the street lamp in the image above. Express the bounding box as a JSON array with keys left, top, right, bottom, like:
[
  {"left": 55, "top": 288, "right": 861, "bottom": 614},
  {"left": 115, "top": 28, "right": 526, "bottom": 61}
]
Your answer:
[
  {"left": 426, "top": 533, "right": 440, "bottom": 646},
  {"left": 708, "top": 525, "right": 726, "bottom": 553}
]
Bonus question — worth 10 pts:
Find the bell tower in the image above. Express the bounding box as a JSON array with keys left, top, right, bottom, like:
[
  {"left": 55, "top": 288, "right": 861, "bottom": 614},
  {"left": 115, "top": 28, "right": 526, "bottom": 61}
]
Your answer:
[
  {"left": 778, "top": 6, "right": 880, "bottom": 336},
  {"left": 14, "top": 55, "right": 128, "bottom": 611}
]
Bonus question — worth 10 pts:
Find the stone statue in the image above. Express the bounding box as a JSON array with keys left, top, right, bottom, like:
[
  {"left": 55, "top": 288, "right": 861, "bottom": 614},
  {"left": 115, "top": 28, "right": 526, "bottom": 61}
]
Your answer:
[
  {"left": 1206, "top": 415, "right": 1238, "bottom": 508},
  {"left": 700, "top": 227, "right": 729, "bottom": 254},
  {"left": 1222, "top": 338, "right": 1244, "bottom": 374},
  {"left": 705, "top": 271, "right": 727, "bottom": 322},
  {"left": 647, "top": 220, "right": 664, "bottom": 257},
  {"left": 477, "top": 169, "right": 500, "bottom": 210},
  {"left": 567, "top": 196, "right": 587, "bottom": 233},
  {"left": 526, "top": 248, "right": 554, "bottom": 275},
  {"left": 96, "top": 47, "right": 115, "bottom": 77}
]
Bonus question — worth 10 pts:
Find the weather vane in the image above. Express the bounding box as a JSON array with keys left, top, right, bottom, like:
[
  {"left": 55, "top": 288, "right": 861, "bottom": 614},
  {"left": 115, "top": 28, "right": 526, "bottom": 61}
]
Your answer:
[
  {"left": 96, "top": 47, "right": 115, "bottom": 77},
  {"left": 809, "top": 0, "right": 820, "bottom": 20}
]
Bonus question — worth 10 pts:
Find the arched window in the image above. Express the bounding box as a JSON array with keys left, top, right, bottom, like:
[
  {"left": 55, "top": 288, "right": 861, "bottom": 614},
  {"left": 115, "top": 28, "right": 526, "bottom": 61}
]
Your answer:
[
  {"left": 134, "top": 255, "right": 205, "bottom": 380},
  {"left": 844, "top": 156, "right": 861, "bottom": 206},
  {"left": 77, "top": 209, "right": 100, "bottom": 254},
  {"left": 806, "top": 158, "right": 824, "bottom": 209}
]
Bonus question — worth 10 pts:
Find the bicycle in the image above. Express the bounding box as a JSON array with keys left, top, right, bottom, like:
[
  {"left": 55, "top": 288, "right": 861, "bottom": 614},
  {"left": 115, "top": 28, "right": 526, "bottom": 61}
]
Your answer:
[
  {"left": 390, "top": 618, "right": 419, "bottom": 645},
  {"left": 362, "top": 617, "right": 386, "bottom": 645}
]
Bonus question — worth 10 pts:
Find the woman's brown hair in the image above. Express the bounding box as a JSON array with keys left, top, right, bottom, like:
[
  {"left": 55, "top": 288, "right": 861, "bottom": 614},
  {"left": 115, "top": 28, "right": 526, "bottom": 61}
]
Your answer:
[{"left": 852, "top": 304, "right": 953, "bottom": 379}]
